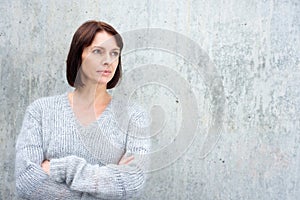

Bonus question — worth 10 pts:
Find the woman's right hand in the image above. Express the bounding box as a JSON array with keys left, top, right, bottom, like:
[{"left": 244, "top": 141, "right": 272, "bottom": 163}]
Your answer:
[{"left": 41, "top": 159, "right": 50, "bottom": 174}]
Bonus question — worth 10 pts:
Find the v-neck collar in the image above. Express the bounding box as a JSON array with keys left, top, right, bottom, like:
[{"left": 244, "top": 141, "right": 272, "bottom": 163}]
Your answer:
[{"left": 62, "top": 92, "right": 112, "bottom": 129}]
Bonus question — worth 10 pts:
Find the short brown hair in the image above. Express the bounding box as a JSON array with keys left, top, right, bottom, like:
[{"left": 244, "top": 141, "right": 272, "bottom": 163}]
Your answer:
[{"left": 66, "top": 20, "right": 123, "bottom": 89}]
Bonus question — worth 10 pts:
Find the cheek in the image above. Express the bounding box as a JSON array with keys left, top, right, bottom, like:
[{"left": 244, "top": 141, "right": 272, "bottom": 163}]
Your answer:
[
  {"left": 114, "top": 57, "right": 119, "bottom": 65},
  {"left": 112, "top": 59, "right": 119, "bottom": 69},
  {"left": 82, "top": 57, "right": 98, "bottom": 68}
]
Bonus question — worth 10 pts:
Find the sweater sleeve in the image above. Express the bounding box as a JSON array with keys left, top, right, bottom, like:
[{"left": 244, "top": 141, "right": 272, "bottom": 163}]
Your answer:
[
  {"left": 49, "top": 106, "right": 151, "bottom": 199},
  {"left": 15, "top": 103, "right": 82, "bottom": 200}
]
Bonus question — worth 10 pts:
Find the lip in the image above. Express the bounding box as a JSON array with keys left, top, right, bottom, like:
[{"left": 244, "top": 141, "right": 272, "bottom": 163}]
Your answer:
[{"left": 97, "top": 70, "right": 112, "bottom": 75}]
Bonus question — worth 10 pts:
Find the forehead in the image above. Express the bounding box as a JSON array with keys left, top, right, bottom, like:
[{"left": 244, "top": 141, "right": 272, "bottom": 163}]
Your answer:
[{"left": 91, "top": 31, "right": 118, "bottom": 48}]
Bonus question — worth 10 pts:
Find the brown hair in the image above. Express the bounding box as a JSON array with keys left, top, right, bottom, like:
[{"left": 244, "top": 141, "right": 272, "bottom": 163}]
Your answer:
[{"left": 66, "top": 20, "right": 123, "bottom": 89}]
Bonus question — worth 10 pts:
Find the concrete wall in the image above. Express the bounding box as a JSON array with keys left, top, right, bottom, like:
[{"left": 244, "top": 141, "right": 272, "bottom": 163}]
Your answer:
[{"left": 1, "top": 0, "right": 299, "bottom": 199}]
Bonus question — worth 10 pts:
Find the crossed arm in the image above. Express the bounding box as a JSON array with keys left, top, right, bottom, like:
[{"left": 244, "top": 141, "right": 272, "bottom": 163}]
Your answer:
[
  {"left": 15, "top": 105, "right": 150, "bottom": 199},
  {"left": 41, "top": 154, "right": 134, "bottom": 174}
]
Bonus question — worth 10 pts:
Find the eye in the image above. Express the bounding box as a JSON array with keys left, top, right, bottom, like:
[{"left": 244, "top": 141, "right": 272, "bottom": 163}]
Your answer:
[
  {"left": 111, "top": 51, "right": 120, "bottom": 57},
  {"left": 92, "top": 49, "right": 103, "bottom": 54}
]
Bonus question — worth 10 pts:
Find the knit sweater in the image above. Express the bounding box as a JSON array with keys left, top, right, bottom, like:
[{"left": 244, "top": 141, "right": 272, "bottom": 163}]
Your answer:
[{"left": 15, "top": 93, "right": 151, "bottom": 200}]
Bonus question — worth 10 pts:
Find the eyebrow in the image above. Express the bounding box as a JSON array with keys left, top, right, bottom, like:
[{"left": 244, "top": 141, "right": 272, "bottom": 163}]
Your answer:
[{"left": 92, "top": 46, "right": 120, "bottom": 51}]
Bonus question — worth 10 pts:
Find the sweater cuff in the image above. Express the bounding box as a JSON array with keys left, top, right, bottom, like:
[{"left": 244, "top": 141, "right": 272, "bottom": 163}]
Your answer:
[{"left": 50, "top": 158, "right": 67, "bottom": 183}]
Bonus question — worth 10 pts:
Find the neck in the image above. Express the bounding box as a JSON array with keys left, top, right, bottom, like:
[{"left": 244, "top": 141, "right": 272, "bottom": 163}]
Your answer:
[{"left": 73, "top": 84, "right": 110, "bottom": 108}]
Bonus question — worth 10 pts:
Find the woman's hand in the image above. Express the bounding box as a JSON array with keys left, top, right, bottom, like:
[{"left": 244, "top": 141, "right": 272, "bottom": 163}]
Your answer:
[
  {"left": 118, "top": 154, "right": 134, "bottom": 165},
  {"left": 41, "top": 155, "right": 133, "bottom": 175},
  {"left": 41, "top": 159, "right": 50, "bottom": 174}
]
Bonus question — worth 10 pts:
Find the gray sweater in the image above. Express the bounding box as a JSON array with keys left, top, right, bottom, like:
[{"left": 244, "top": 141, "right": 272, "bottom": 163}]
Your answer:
[{"left": 15, "top": 93, "right": 150, "bottom": 200}]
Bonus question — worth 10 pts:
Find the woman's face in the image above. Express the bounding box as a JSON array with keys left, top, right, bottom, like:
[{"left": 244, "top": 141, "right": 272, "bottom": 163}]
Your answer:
[{"left": 80, "top": 31, "right": 120, "bottom": 86}]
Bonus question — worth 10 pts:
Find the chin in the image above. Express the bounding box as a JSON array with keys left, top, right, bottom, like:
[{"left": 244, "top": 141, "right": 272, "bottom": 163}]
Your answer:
[{"left": 97, "top": 78, "right": 112, "bottom": 85}]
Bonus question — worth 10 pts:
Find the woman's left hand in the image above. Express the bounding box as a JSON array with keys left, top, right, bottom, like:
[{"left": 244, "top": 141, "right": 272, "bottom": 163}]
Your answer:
[
  {"left": 118, "top": 155, "right": 134, "bottom": 165},
  {"left": 41, "top": 159, "right": 50, "bottom": 174}
]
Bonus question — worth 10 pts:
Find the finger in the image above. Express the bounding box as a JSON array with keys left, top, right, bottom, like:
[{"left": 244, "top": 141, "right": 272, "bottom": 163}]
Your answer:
[
  {"left": 119, "top": 157, "right": 130, "bottom": 165},
  {"left": 123, "top": 155, "right": 134, "bottom": 164},
  {"left": 41, "top": 159, "right": 49, "bottom": 165},
  {"left": 119, "top": 155, "right": 134, "bottom": 165}
]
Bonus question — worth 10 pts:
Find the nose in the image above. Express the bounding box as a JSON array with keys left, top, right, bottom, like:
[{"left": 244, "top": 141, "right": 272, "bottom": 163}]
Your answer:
[{"left": 102, "top": 53, "right": 114, "bottom": 66}]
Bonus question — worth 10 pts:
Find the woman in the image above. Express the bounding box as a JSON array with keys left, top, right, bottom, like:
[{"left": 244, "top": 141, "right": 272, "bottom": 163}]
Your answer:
[{"left": 15, "top": 20, "right": 150, "bottom": 199}]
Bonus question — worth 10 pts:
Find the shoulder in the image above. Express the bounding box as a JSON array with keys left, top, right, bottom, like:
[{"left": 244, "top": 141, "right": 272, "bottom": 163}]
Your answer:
[
  {"left": 26, "top": 93, "right": 67, "bottom": 115},
  {"left": 128, "top": 103, "right": 151, "bottom": 128},
  {"left": 111, "top": 98, "right": 151, "bottom": 127},
  {"left": 128, "top": 102, "right": 149, "bottom": 118}
]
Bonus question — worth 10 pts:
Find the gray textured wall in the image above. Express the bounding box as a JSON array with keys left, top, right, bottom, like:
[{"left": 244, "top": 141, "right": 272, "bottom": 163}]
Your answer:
[{"left": 1, "top": 0, "right": 300, "bottom": 199}]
